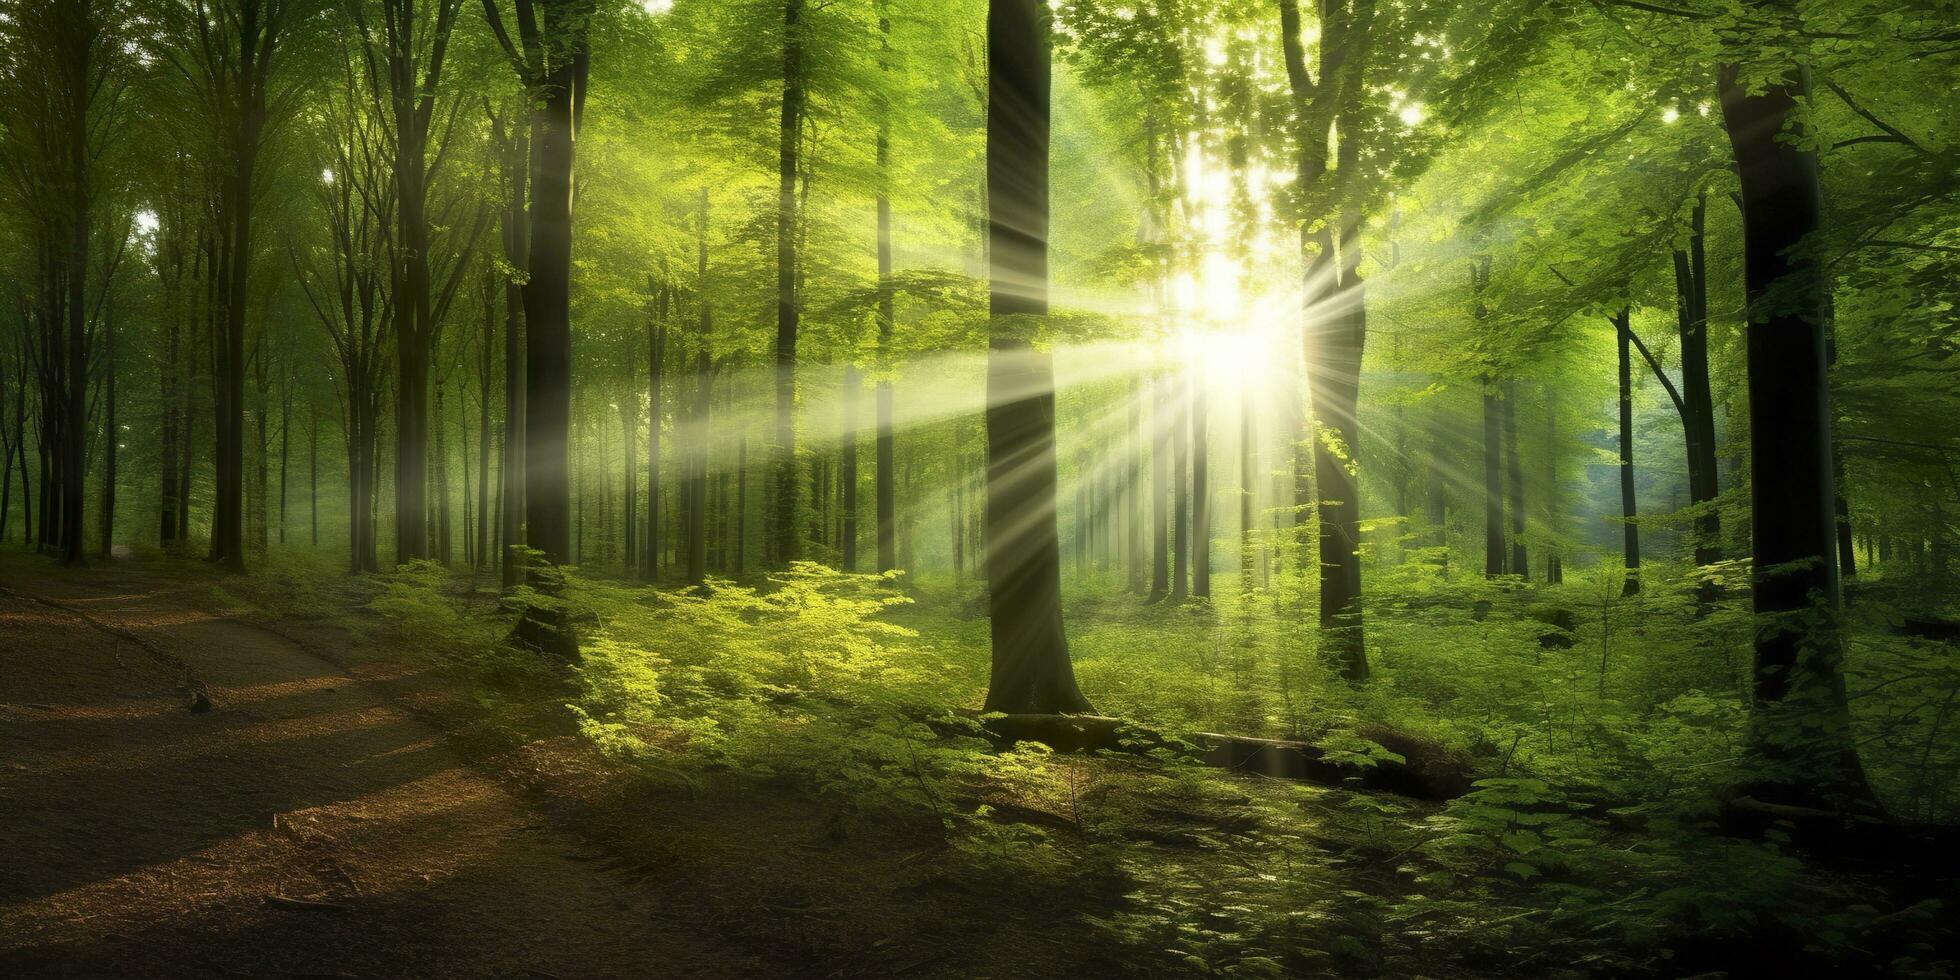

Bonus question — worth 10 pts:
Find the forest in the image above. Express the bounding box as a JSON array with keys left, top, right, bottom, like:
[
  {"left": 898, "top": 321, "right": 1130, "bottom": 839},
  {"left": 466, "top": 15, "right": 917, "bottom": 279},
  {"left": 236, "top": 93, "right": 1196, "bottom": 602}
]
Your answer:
[{"left": 1, "top": 0, "right": 1956, "bottom": 975}]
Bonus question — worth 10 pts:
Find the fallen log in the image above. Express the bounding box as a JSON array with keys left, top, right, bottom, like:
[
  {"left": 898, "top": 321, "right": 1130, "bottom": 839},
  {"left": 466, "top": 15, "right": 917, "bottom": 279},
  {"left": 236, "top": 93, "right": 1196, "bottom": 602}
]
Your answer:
[{"left": 979, "top": 713, "right": 1473, "bottom": 801}]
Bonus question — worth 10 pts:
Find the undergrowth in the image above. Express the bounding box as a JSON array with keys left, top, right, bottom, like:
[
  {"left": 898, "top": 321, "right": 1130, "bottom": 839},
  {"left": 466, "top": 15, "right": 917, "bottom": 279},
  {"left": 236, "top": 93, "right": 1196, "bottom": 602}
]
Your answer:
[{"left": 210, "top": 549, "right": 1955, "bottom": 976}]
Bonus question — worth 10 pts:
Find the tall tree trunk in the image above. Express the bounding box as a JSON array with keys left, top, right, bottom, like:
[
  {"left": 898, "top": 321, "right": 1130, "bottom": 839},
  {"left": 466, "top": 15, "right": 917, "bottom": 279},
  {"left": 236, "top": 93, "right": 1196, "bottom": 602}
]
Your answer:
[
  {"left": 1148, "top": 371, "right": 1170, "bottom": 601},
  {"left": 1192, "top": 372, "right": 1210, "bottom": 598},
  {"left": 841, "top": 365, "right": 860, "bottom": 570},
  {"left": 477, "top": 291, "right": 493, "bottom": 569},
  {"left": 1482, "top": 381, "right": 1504, "bottom": 578},
  {"left": 62, "top": 152, "right": 87, "bottom": 567},
  {"left": 1171, "top": 369, "right": 1189, "bottom": 601},
  {"left": 521, "top": 3, "right": 588, "bottom": 571},
  {"left": 212, "top": 16, "right": 272, "bottom": 575},
  {"left": 1719, "top": 47, "right": 1870, "bottom": 807},
  {"left": 277, "top": 365, "right": 289, "bottom": 546},
  {"left": 1834, "top": 447, "right": 1855, "bottom": 579},
  {"left": 1673, "top": 192, "right": 1722, "bottom": 564},
  {"left": 622, "top": 359, "right": 636, "bottom": 569},
  {"left": 98, "top": 294, "right": 117, "bottom": 559},
  {"left": 435, "top": 381, "right": 452, "bottom": 565},
  {"left": 1614, "top": 307, "right": 1641, "bottom": 595},
  {"left": 646, "top": 281, "right": 666, "bottom": 578},
  {"left": 1544, "top": 388, "right": 1562, "bottom": 585},
  {"left": 770, "top": 0, "right": 805, "bottom": 567},
  {"left": 686, "top": 189, "right": 711, "bottom": 588},
  {"left": 1503, "top": 380, "right": 1526, "bottom": 579},
  {"left": 1128, "top": 375, "right": 1145, "bottom": 593},
  {"left": 160, "top": 289, "right": 181, "bottom": 545},
  {"left": 309, "top": 410, "right": 318, "bottom": 546},
  {"left": 497, "top": 104, "right": 529, "bottom": 587},
  {"left": 981, "top": 0, "right": 1091, "bottom": 715},
  {"left": 874, "top": 6, "right": 897, "bottom": 576}
]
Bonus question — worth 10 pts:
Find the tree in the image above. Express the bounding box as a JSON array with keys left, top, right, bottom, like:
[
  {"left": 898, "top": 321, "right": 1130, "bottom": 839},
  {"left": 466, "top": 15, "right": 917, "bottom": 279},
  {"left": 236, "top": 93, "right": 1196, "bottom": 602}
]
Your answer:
[
  {"left": 152, "top": 0, "right": 302, "bottom": 574},
  {"left": 981, "top": 0, "right": 1091, "bottom": 716},
  {"left": 1718, "top": 22, "right": 1870, "bottom": 806},
  {"left": 483, "top": 0, "right": 590, "bottom": 572}
]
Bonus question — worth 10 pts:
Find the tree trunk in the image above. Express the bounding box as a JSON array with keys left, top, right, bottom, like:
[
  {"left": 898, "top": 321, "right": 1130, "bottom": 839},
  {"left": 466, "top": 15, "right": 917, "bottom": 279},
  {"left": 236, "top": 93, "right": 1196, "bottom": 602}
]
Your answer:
[
  {"left": 1544, "top": 388, "right": 1562, "bottom": 584},
  {"left": 1673, "top": 193, "right": 1722, "bottom": 564},
  {"left": 770, "top": 0, "right": 805, "bottom": 567},
  {"left": 160, "top": 286, "right": 181, "bottom": 545},
  {"left": 1719, "top": 49, "right": 1871, "bottom": 808},
  {"left": 1614, "top": 307, "right": 1641, "bottom": 595},
  {"left": 309, "top": 411, "right": 318, "bottom": 547},
  {"left": 982, "top": 0, "right": 1091, "bottom": 715},
  {"left": 874, "top": 6, "right": 897, "bottom": 576},
  {"left": 521, "top": 5, "right": 587, "bottom": 571},
  {"left": 646, "top": 282, "right": 666, "bottom": 578},
  {"left": 1148, "top": 371, "right": 1170, "bottom": 601},
  {"left": 498, "top": 105, "right": 529, "bottom": 587},
  {"left": 1171, "top": 368, "right": 1189, "bottom": 601},
  {"left": 1192, "top": 372, "right": 1210, "bottom": 598},
  {"left": 686, "top": 190, "right": 712, "bottom": 588},
  {"left": 98, "top": 294, "right": 117, "bottom": 559},
  {"left": 277, "top": 366, "right": 290, "bottom": 546},
  {"left": 841, "top": 365, "right": 860, "bottom": 570},
  {"left": 1482, "top": 381, "right": 1504, "bottom": 579},
  {"left": 477, "top": 291, "right": 493, "bottom": 569},
  {"left": 1503, "top": 380, "right": 1527, "bottom": 579}
]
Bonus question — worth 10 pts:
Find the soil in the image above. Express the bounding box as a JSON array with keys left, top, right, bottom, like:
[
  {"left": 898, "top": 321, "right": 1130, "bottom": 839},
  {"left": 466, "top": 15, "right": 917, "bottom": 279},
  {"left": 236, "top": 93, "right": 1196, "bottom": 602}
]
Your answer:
[{"left": 0, "top": 561, "right": 1137, "bottom": 979}]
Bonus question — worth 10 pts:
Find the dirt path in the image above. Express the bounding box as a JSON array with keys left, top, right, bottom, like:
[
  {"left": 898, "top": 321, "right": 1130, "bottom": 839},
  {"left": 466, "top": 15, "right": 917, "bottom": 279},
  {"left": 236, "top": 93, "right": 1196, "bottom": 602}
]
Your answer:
[{"left": 0, "top": 570, "right": 742, "bottom": 979}]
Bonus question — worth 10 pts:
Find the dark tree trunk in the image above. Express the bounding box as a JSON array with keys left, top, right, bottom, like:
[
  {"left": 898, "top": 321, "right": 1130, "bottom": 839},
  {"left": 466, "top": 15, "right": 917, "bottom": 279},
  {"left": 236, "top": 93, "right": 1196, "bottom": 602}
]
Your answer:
[
  {"left": 520, "top": 2, "right": 588, "bottom": 571},
  {"left": 208, "top": 3, "right": 282, "bottom": 575},
  {"left": 477, "top": 289, "right": 493, "bottom": 569},
  {"left": 686, "top": 190, "right": 711, "bottom": 588},
  {"left": 874, "top": 7, "right": 897, "bottom": 575},
  {"left": 1192, "top": 374, "right": 1210, "bottom": 598},
  {"left": 309, "top": 411, "right": 318, "bottom": 546},
  {"left": 435, "top": 380, "right": 452, "bottom": 565},
  {"left": 646, "top": 281, "right": 666, "bottom": 578},
  {"left": 496, "top": 104, "right": 529, "bottom": 586},
  {"left": 982, "top": 0, "right": 1091, "bottom": 715},
  {"left": 622, "top": 368, "right": 637, "bottom": 572},
  {"left": 1544, "top": 389, "right": 1562, "bottom": 584},
  {"left": 1473, "top": 257, "right": 1502, "bottom": 580},
  {"left": 1719, "top": 50, "right": 1871, "bottom": 808},
  {"left": 1673, "top": 193, "right": 1722, "bottom": 564},
  {"left": 1834, "top": 447, "right": 1855, "bottom": 579},
  {"left": 160, "top": 279, "right": 181, "bottom": 545},
  {"left": 1614, "top": 307, "right": 1641, "bottom": 595},
  {"left": 1148, "top": 371, "right": 1170, "bottom": 602},
  {"left": 98, "top": 295, "right": 117, "bottom": 559},
  {"left": 1503, "top": 380, "right": 1526, "bottom": 579},
  {"left": 841, "top": 364, "right": 859, "bottom": 570},
  {"left": 1239, "top": 381, "right": 1257, "bottom": 594},
  {"left": 277, "top": 365, "right": 289, "bottom": 546},
  {"left": 1171, "top": 369, "right": 1189, "bottom": 601},
  {"left": 770, "top": 0, "right": 805, "bottom": 567}
]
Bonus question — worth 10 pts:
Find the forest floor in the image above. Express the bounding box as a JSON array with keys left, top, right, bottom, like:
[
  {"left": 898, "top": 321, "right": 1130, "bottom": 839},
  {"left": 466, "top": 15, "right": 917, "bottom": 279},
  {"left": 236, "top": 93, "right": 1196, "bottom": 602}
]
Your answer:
[
  {"left": 0, "top": 558, "right": 1158, "bottom": 979},
  {"left": 5, "top": 554, "right": 1953, "bottom": 978}
]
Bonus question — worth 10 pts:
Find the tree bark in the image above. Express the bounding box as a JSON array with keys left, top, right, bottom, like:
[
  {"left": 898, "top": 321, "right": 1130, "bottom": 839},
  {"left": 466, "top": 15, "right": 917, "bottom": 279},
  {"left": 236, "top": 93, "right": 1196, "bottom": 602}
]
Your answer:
[
  {"left": 1673, "top": 192, "right": 1722, "bottom": 564},
  {"left": 686, "top": 189, "right": 711, "bottom": 588},
  {"left": 770, "top": 0, "right": 805, "bottom": 567},
  {"left": 982, "top": 0, "right": 1091, "bottom": 715},
  {"left": 1614, "top": 307, "right": 1641, "bottom": 595},
  {"left": 1719, "top": 47, "right": 1871, "bottom": 806},
  {"left": 1503, "top": 380, "right": 1526, "bottom": 578},
  {"left": 1482, "top": 380, "right": 1504, "bottom": 578},
  {"left": 98, "top": 293, "right": 117, "bottom": 559},
  {"left": 519, "top": 1, "right": 587, "bottom": 571},
  {"left": 873, "top": 7, "right": 897, "bottom": 575},
  {"left": 1171, "top": 368, "right": 1190, "bottom": 601}
]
